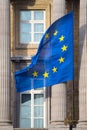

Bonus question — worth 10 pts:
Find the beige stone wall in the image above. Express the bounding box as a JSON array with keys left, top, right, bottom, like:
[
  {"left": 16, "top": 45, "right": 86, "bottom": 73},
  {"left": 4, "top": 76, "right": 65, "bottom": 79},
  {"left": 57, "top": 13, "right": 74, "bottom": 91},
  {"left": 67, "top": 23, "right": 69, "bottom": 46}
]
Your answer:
[{"left": 1, "top": 0, "right": 87, "bottom": 129}]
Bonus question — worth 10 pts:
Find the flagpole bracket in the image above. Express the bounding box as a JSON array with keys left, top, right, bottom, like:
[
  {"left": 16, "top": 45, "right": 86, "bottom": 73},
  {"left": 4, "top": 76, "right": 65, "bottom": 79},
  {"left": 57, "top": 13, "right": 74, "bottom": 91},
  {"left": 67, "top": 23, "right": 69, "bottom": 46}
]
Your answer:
[{"left": 64, "top": 112, "right": 78, "bottom": 128}]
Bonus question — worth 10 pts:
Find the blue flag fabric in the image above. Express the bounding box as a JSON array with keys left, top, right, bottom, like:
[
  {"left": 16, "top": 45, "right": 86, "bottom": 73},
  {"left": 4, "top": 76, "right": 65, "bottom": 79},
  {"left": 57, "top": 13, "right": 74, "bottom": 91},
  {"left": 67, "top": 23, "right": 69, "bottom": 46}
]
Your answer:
[{"left": 15, "top": 12, "right": 74, "bottom": 92}]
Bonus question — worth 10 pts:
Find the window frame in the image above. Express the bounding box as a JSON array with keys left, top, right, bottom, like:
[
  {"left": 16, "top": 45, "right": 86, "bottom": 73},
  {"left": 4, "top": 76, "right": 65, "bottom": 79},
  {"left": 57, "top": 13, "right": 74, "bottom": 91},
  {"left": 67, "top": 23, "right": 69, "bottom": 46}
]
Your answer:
[
  {"left": 20, "top": 88, "right": 46, "bottom": 128},
  {"left": 15, "top": 4, "right": 51, "bottom": 49}
]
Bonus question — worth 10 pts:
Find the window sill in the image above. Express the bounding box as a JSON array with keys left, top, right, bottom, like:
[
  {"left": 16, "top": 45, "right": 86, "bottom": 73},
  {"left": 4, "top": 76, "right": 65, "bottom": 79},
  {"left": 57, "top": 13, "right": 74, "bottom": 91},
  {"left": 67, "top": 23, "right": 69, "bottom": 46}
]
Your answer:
[
  {"left": 15, "top": 44, "right": 39, "bottom": 49},
  {"left": 11, "top": 56, "right": 32, "bottom": 62}
]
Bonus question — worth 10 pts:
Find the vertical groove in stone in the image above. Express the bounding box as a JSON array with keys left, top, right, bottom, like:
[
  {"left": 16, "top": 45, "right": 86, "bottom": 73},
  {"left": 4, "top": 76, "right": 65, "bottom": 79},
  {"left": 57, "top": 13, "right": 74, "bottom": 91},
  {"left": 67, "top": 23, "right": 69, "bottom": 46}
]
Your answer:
[
  {"left": 50, "top": 0, "right": 66, "bottom": 124},
  {"left": 0, "top": 0, "right": 10, "bottom": 123}
]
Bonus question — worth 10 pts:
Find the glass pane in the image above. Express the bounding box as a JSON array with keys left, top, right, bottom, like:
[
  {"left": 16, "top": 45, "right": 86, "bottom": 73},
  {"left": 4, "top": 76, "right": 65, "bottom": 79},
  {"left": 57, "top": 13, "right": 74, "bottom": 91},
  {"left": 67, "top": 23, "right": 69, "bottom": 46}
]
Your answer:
[
  {"left": 34, "top": 33, "right": 43, "bottom": 42},
  {"left": 20, "top": 11, "right": 31, "bottom": 21},
  {"left": 34, "top": 94, "right": 44, "bottom": 105},
  {"left": 34, "top": 119, "right": 43, "bottom": 128},
  {"left": 21, "top": 94, "right": 31, "bottom": 105},
  {"left": 20, "top": 23, "right": 31, "bottom": 33},
  {"left": 20, "top": 118, "right": 31, "bottom": 128},
  {"left": 20, "top": 33, "right": 31, "bottom": 43},
  {"left": 34, "top": 106, "right": 43, "bottom": 117},
  {"left": 34, "top": 11, "right": 44, "bottom": 20},
  {"left": 34, "top": 23, "right": 44, "bottom": 32},
  {"left": 20, "top": 106, "right": 31, "bottom": 118}
]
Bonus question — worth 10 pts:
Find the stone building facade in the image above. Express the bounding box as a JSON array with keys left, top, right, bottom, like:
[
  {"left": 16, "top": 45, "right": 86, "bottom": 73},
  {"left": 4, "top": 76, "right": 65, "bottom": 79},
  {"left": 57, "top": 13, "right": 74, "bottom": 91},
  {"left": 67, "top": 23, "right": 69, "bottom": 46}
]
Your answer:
[{"left": 0, "top": 0, "right": 87, "bottom": 130}]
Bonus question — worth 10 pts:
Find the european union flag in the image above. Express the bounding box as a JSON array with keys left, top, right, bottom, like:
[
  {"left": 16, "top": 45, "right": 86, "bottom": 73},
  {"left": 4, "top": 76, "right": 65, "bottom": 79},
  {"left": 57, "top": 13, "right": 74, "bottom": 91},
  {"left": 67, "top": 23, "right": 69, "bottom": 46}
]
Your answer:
[{"left": 15, "top": 12, "right": 74, "bottom": 92}]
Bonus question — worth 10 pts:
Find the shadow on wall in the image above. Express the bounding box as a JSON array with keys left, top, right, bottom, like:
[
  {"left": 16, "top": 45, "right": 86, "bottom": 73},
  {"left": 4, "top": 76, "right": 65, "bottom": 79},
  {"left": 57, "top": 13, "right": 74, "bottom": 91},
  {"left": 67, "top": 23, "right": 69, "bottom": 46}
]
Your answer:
[{"left": 79, "top": 24, "right": 86, "bottom": 71}]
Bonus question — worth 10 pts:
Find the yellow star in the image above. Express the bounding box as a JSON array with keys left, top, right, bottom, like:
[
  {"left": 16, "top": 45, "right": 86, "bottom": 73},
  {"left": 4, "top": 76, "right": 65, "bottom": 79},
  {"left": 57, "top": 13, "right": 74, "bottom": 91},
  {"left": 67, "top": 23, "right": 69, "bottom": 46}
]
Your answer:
[
  {"left": 33, "top": 71, "right": 38, "bottom": 77},
  {"left": 43, "top": 72, "right": 49, "bottom": 78},
  {"left": 61, "top": 45, "right": 68, "bottom": 52},
  {"left": 53, "top": 30, "right": 58, "bottom": 36},
  {"left": 59, "top": 35, "right": 65, "bottom": 42},
  {"left": 45, "top": 33, "right": 49, "bottom": 39},
  {"left": 52, "top": 67, "right": 57, "bottom": 73},
  {"left": 59, "top": 57, "right": 65, "bottom": 63}
]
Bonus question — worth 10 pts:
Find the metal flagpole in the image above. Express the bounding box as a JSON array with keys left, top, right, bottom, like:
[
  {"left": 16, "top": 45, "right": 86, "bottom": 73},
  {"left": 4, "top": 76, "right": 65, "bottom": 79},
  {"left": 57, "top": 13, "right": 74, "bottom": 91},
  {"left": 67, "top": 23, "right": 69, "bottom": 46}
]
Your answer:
[
  {"left": 64, "top": 80, "right": 77, "bottom": 130},
  {"left": 69, "top": 125, "right": 73, "bottom": 130}
]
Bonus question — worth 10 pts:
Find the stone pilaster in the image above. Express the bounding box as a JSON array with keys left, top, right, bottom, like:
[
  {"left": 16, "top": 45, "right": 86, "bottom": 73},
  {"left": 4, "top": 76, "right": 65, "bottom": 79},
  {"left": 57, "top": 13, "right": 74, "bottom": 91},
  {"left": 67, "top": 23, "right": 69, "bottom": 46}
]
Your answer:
[
  {"left": 48, "top": 0, "right": 68, "bottom": 130},
  {"left": 0, "top": 0, "right": 13, "bottom": 129},
  {"left": 76, "top": 0, "right": 87, "bottom": 130},
  {"left": 50, "top": 84, "right": 68, "bottom": 129},
  {"left": 52, "top": 0, "right": 65, "bottom": 22}
]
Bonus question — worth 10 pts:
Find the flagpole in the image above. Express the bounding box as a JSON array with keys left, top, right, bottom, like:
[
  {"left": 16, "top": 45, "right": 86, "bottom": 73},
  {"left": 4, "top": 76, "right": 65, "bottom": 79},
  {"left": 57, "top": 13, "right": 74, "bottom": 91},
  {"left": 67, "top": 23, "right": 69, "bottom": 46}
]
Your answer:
[
  {"left": 68, "top": 81, "right": 77, "bottom": 130},
  {"left": 69, "top": 124, "right": 73, "bottom": 130},
  {"left": 64, "top": 81, "right": 77, "bottom": 130},
  {"left": 69, "top": 80, "right": 74, "bottom": 130}
]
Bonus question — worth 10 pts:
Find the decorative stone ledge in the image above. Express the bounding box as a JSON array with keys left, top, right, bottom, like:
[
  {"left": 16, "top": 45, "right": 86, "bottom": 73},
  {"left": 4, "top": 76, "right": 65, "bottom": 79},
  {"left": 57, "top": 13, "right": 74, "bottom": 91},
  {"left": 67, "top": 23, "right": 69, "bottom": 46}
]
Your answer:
[
  {"left": 14, "top": 129, "right": 48, "bottom": 130},
  {"left": 11, "top": 56, "right": 32, "bottom": 62}
]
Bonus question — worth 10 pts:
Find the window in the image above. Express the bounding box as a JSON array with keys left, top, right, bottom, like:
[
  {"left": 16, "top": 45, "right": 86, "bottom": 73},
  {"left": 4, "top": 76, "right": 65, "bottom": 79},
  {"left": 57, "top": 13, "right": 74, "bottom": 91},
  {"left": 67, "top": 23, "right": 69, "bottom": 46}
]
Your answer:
[
  {"left": 20, "top": 10, "right": 45, "bottom": 44},
  {"left": 20, "top": 88, "right": 46, "bottom": 128},
  {"left": 14, "top": 3, "right": 51, "bottom": 49}
]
